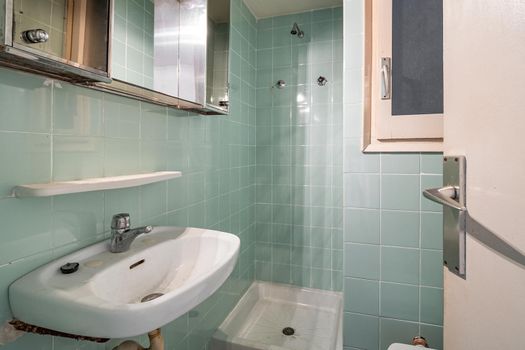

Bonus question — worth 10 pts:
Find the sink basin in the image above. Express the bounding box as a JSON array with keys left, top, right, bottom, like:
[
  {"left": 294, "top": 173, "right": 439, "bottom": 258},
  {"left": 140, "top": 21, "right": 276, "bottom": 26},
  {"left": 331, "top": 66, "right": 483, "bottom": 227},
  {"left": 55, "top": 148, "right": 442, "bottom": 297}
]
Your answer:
[{"left": 9, "top": 227, "right": 240, "bottom": 339}]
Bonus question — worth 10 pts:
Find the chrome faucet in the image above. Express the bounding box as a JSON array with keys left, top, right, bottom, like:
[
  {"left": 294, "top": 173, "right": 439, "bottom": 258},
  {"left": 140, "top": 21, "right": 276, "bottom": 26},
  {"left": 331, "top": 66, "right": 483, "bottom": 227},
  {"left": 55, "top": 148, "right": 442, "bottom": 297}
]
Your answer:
[{"left": 110, "top": 213, "right": 153, "bottom": 253}]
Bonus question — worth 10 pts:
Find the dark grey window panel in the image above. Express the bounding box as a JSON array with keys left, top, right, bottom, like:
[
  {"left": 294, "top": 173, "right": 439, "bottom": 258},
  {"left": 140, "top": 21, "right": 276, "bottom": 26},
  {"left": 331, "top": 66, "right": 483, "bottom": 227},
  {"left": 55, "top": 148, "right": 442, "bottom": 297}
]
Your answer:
[{"left": 392, "top": 0, "right": 443, "bottom": 116}]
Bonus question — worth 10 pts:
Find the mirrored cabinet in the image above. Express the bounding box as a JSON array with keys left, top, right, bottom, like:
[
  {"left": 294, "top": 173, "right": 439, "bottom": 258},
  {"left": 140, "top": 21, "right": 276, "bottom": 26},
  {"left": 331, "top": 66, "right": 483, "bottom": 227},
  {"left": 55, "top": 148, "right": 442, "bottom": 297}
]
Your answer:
[
  {"left": 0, "top": 0, "right": 111, "bottom": 82},
  {"left": 99, "top": 0, "right": 230, "bottom": 114},
  {"left": 0, "top": 0, "right": 230, "bottom": 115}
]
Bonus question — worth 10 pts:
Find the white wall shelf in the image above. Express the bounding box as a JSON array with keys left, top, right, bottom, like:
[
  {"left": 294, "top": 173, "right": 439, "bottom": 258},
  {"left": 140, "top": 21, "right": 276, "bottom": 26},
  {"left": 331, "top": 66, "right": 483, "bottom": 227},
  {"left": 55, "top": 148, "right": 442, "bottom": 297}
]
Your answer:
[{"left": 12, "top": 171, "right": 182, "bottom": 198}]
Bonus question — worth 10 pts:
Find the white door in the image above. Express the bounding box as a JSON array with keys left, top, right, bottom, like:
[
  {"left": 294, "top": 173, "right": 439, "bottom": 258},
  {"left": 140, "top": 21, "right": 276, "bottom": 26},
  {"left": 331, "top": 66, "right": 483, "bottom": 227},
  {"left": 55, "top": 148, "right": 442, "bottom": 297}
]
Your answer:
[{"left": 443, "top": 0, "right": 525, "bottom": 348}]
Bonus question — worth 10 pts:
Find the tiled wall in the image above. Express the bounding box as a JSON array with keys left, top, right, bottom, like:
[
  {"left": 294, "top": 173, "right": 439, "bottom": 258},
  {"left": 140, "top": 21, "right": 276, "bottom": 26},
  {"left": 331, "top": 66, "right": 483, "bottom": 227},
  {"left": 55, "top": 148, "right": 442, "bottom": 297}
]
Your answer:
[
  {"left": 254, "top": 7, "right": 344, "bottom": 291},
  {"left": 0, "top": 1, "right": 256, "bottom": 349},
  {"left": 342, "top": 1, "right": 444, "bottom": 349},
  {"left": 112, "top": 0, "right": 155, "bottom": 89}
]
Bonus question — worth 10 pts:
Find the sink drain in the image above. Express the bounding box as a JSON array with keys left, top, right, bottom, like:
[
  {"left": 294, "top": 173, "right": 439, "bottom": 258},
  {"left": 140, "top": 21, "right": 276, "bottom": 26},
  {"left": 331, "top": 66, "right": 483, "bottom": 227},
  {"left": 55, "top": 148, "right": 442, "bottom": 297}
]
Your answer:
[
  {"left": 141, "top": 293, "right": 164, "bottom": 303},
  {"left": 282, "top": 327, "right": 295, "bottom": 336}
]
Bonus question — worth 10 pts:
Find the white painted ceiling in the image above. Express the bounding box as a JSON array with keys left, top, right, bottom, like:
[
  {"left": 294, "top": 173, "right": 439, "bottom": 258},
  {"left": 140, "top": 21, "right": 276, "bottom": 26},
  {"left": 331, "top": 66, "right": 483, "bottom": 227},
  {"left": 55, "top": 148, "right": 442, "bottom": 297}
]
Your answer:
[{"left": 243, "top": 0, "right": 343, "bottom": 19}]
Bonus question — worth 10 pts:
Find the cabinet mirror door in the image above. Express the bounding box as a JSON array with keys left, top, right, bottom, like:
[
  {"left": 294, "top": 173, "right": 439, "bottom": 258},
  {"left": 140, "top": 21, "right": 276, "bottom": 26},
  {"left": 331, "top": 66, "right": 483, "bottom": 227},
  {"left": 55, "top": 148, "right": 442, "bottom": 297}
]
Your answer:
[{"left": 206, "top": 0, "right": 230, "bottom": 111}]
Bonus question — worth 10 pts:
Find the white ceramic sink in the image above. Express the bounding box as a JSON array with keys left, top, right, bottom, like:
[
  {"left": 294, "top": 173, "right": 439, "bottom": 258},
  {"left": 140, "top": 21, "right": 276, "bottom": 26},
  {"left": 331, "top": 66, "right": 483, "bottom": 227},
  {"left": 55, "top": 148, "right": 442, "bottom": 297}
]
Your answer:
[{"left": 9, "top": 227, "right": 240, "bottom": 339}]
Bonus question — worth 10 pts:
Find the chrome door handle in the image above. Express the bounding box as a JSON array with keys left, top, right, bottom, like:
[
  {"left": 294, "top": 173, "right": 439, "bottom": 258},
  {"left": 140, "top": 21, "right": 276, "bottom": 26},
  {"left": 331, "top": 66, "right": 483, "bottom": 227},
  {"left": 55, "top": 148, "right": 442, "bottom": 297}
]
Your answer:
[
  {"left": 423, "top": 186, "right": 466, "bottom": 211},
  {"left": 381, "top": 57, "right": 391, "bottom": 100}
]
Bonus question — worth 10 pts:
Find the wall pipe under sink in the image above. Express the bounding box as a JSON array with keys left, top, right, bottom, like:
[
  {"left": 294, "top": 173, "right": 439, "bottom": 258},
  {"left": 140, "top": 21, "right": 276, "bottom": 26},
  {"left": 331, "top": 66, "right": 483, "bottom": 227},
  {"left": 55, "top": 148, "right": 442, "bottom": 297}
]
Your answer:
[{"left": 113, "top": 329, "right": 164, "bottom": 350}]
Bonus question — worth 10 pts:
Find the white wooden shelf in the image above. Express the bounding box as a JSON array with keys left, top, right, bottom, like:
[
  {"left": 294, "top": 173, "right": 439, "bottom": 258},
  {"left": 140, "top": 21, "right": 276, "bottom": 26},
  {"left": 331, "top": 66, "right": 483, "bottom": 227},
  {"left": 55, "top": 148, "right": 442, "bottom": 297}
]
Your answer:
[{"left": 12, "top": 171, "right": 182, "bottom": 198}]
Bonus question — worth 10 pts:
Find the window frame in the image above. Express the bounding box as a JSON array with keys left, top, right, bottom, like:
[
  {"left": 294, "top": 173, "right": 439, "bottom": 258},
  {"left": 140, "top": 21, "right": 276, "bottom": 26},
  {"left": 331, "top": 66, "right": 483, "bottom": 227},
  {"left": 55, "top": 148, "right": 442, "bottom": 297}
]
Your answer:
[{"left": 362, "top": 0, "right": 443, "bottom": 153}]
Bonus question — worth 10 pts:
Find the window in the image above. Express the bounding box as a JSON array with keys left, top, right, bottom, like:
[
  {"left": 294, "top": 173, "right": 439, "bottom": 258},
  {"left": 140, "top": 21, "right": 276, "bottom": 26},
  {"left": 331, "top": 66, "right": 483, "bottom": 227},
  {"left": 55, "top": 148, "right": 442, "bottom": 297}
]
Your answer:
[{"left": 363, "top": 0, "right": 443, "bottom": 152}]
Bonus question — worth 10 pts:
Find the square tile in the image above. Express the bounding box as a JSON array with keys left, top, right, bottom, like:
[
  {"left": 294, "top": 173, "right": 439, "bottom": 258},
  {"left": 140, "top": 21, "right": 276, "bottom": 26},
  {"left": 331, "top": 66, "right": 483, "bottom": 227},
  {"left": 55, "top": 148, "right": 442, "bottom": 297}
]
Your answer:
[
  {"left": 420, "top": 287, "right": 444, "bottom": 325},
  {"left": 343, "top": 312, "right": 379, "bottom": 350},
  {"left": 344, "top": 173, "right": 380, "bottom": 209},
  {"left": 381, "top": 282, "right": 419, "bottom": 322},
  {"left": 344, "top": 243, "right": 380, "bottom": 279},
  {"left": 381, "top": 246, "right": 420, "bottom": 285},
  {"left": 344, "top": 277, "right": 379, "bottom": 315},
  {"left": 381, "top": 175, "right": 420, "bottom": 211},
  {"left": 344, "top": 208, "right": 380, "bottom": 244},
  {"left": 421, "top": 212, "right": 443, "bottom": 250},
  {"left": 381, "top": 210, "right": 420, "bottom": 248},
  {"left": 421, "top": 250, "right": 444, "bottom": 288}
]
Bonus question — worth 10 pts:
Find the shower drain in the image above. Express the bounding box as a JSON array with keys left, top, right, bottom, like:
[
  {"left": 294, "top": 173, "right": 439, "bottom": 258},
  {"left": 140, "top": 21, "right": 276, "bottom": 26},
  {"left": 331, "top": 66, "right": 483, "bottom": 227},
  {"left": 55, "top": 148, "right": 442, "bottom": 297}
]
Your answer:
[{"left": 282, "top": 327, "right": 295, "bottom": 336}]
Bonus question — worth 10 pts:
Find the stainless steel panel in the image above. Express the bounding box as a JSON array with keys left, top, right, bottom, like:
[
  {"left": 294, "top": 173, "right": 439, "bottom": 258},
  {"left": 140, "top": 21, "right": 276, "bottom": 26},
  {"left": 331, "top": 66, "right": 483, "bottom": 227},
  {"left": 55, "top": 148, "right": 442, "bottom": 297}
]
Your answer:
[
  {"left": 178, "top": 0, "right": 207, "bottom": 105},
  {"left": 154, "top": 0, "right": 180, "bottom": 97},
  {"left": 423, "top": 156, "right": 467, "bottom": 278}
]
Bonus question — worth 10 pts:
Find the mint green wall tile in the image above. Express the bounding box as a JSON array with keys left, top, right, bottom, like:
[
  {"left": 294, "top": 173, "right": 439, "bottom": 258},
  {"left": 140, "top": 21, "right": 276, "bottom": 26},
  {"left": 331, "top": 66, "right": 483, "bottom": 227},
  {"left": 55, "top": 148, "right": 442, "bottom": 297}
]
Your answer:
[
  {"left": 379, "top": 318, "right": 419, "bottom": 350},
  {"left": 421, "top": 287, "right": 443, "bottom": 325},
  {"left": 420, "top": 324, "right": 443, "bottom": 350},
  {"left": 344, "top": 137, "right": 380, "bottom": 173},
  {"left": 311, "top": 41, "right": 333, "bottom": 64},
  {"left": 273, "top": 26, "right": 291, "bottom": 48},
  {"left": 141, "top": 104, "right": 167, "bottom": 140},
  {"left": 53, "top": 192, "right": 105, "bottom": 249},
  {"left": 421, "top": 154, "right": 443, "bottom": 174},
  {"left": 381, "top": 175, "right": 420, "bottom": 210},
  {"left": 381, "top": 282, "right": 419, "bottom": 322},
  {"left": 104, "top": 138, "right": 140, "bottom": 176},
  {"left": 311, "top": 268, "right": 332, "bottom": 289},
  {"left": 381, "top": 154, "right": 420, "bottom": 174},
  {"left": 345, "top": 243, "right": 380, "bottom": 279},
  {"left": 421, "top": 212, "right": 443, "bottom": 250},
  {"left": 292, "top": 44, "right": 311, "bottom": 65},
  {"left": 272, "top": 263, "right": 291, "bottom": 284},
  {"left": 0, "top": 132, "right": 50, "bottom": 198},
  {"left": 54, "top": 84, "right": 103, "bottom": 136},
  {"left": 344, "top": 312, "right": 379, "bottom": 350},
  {"left": 381, "top": 247, "right": 420, "bottom": 285},
  {"left": 0, "top": 68, "right": 51, "bottom": 133},
  {"left": 312, "top": 8, "right": 333, "bottom": 22},
  {"left": 311, "top": 247, "right": 331, "bottom": 268},
  {"left": 345, "top": 173, "right": 380, "bottom": 208},
  {"left": 0, "top": 198, "right": 52, "bottom": 265},
  {"left": 140, "top": 140, "right": 167, "bottom": 171},
  {"left": 141, "top": 182, "right": 167, "bottom": 222},
  {"left": 103, "top": 94, "right": 140, "bottom": 138},
  {"left": 344, "top": 277, "right": 379, "bottom": 315},
  {"left": 53, "top": 136, "right": 104, "bottom": 181},
  {"left": 421, "top": 250, "right": 443, "bottom": 288},
  {"left": 344, "top": 104, "right": 364, "bottom": 138},
  {"left": 344, "top": 208, "right": 380, "bottom": 244},
  {"left": 381, "top": 210, "right": 420, "bottom": 248},
  {"left": 311, "top": 21, "right": 333, "bottom": 42}
]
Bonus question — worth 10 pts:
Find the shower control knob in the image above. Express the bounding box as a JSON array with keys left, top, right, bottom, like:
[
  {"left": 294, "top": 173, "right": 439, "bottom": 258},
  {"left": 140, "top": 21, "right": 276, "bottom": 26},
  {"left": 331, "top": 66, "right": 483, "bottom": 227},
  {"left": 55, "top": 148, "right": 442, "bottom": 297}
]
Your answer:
[{"left": 21, "top": 29, "right": 49, "bottom": 44}]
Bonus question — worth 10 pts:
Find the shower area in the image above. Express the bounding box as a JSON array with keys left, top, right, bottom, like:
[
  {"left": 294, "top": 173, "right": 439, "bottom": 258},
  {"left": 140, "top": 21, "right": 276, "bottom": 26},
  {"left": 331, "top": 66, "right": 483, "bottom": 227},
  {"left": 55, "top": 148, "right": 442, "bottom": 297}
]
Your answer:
[{"left": 213, "top": 6, "right": 345, "bottom": 350}]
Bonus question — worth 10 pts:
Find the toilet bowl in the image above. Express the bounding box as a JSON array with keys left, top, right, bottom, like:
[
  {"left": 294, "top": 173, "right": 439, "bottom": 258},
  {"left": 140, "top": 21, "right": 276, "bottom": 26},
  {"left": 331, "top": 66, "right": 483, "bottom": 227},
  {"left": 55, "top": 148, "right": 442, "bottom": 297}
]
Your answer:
[{"left": 388, "top": 343, "right": 436, "bottom": 350}]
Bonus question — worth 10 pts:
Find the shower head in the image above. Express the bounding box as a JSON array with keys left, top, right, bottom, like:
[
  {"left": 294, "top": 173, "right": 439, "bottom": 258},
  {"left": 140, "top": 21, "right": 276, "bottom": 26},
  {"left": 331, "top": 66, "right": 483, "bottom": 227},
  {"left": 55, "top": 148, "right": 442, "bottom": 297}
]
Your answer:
[{"left": 291, "top": 23, "right": 304, "bottom": 38}]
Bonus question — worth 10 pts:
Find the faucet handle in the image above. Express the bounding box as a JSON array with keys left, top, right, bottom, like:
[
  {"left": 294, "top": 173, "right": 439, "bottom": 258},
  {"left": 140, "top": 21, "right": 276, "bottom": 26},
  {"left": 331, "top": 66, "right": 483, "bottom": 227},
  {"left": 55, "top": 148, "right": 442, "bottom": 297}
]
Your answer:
[{"left": 111, "top": 213, "right": 130, "bottom": 230}]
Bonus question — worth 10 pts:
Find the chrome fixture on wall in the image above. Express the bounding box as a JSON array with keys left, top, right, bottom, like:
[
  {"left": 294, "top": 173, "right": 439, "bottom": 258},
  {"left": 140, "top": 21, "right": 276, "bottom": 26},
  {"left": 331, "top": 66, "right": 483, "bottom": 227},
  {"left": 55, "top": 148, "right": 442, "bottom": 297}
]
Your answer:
[
  {"left": 317, "top": 76, "right": 328, "bottom": 86},
  {"left": 21, "top": 29, "right": 49, "bottom": 43},
  {"left": 275, "top": 80, "right": 286, "bottom": 89},
  {"left": 423, "top": 156, "right": 467, "bottom": 278},
  {"left": 291, "top": 23, "right": 304, "bottom": 38}
]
